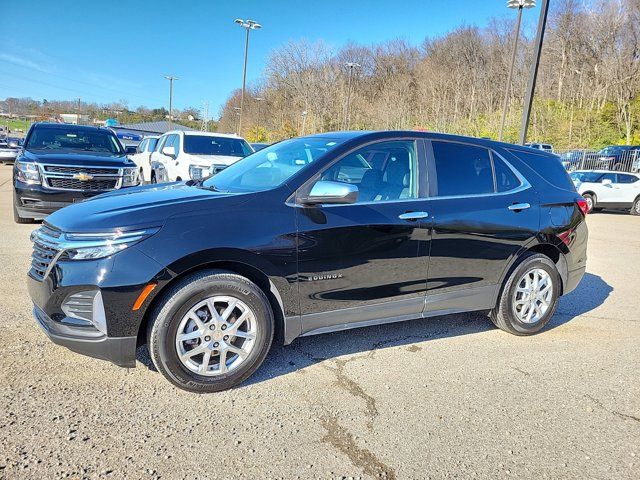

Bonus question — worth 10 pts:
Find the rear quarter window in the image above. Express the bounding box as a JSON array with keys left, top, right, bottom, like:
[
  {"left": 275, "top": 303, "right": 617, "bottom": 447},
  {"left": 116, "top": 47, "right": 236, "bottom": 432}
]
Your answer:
[{"left": 508, "top": 149, "right": 575, "bottom": 192}]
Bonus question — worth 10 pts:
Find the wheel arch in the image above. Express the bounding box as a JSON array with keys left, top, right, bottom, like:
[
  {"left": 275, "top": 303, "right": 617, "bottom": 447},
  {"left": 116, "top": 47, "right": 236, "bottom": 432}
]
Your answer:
[{"left": 136, "top": 256, "right": 291, "bottom": 348}]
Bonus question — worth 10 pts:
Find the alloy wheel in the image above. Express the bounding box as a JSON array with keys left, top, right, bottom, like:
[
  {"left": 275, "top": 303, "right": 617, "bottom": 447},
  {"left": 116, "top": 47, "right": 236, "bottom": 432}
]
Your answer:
[
  {"left": 512, "top": 268, "right": 553, "bottom": 324},
  {"left": 175, "top": 296, "right": 257, "bottom": 376}
]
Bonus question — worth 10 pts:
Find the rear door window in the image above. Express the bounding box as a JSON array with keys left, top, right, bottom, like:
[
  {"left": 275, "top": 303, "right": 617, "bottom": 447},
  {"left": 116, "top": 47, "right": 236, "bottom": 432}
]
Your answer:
[
  {"left": 617, "top": 173, "right": 639, "bottom": 184},
  {"left": 432, "top": 141, "right": 493, "bottom": 196}
]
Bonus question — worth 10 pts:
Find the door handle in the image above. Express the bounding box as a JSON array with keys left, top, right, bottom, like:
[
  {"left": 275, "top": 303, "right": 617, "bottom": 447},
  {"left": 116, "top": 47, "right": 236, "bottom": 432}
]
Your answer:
[
  {"left": 399, "top": 211, "right": 429, "bottom": 221},
  {"left": 508, "top": 203, "right": 531, "bottom": 211}
]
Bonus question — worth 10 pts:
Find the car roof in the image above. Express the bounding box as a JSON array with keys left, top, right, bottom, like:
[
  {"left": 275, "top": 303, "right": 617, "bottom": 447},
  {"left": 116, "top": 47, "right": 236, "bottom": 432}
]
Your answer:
[
  {"left": 164, "top": 130, "right": 245, "bottom": 139},
  {"left": 573, "top": 169, "right": 639, "bottom": 175},
  {"left": 300, "top": 130, "right": 558, "bottom": 158},
  {"left": 32, "top": 122, "right": 109, "bottom": 132}
]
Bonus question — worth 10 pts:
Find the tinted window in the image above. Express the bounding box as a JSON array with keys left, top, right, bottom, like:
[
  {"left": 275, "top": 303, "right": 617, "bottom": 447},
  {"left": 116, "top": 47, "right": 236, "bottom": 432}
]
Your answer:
[
  {"left": 432, "top": 142, "right": 493, "bottom": 196},
  {"left": 571, "top": 171, "right": 603, "bottom": 183},
  {"left": 137, "top": 139, "right": 147, "bottom": 153},
  {"left": 172, "top": 134, "right": 181, "bottom": 154},
  {"left": 320, "top": 141, "right": 418, "bottom": 202},
  {"left": 601, "top": 173, "right": 616, "bottom": 183},
  {"left": 493, "top": 155, "right": 521, "bottom": 192},
  {"left": 155, "top": 136, "right": 168, "bottom": 152},
  {"left": 184, "top": 135, "right": 252, "bottom": 157},
  {"left": 25, "top": 126, "right": 123, "bottom": 154},
  {"left": 617, "top": 174, "right": 639, "bottom": 184},
  {"left": 147, "top": 138, "right": 158, "bottom": 152},
  {"left": 510, "top": 149, "right": 574, "bottom": 191}
]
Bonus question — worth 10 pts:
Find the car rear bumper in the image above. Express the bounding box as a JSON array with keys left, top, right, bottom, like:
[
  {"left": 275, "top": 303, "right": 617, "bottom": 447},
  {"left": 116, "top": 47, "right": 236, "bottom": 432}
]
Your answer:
[{"left": 564, "top": 266, "right": 586, "bottom": 295}]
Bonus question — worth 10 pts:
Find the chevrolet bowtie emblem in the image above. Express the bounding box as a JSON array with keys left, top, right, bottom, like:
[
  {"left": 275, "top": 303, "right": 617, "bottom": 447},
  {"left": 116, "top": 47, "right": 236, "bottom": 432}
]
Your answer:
[{"left": 73, "top": 172, "right": 93, "bottom": 181}]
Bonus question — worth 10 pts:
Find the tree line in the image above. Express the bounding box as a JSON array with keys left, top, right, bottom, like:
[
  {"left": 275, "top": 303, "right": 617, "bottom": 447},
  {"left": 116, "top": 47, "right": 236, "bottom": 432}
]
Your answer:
[{"left": 218, "top": 0, "right": 640, "bottom": 149}]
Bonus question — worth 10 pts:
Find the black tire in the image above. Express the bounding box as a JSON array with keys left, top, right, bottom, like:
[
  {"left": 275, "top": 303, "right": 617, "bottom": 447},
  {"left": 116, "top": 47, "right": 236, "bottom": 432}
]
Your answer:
[
  {"left": 150, "top": 171, "right": 157, "bottom": 184},
  {"left": 583, "top": 193, "right": 596, "bottom": 213},
  {"left": 490, "top": 253, "right": 561, "bottom": 336},
  {"left": 147, "top": 270, "right": 274, "bottom": 393},
  {"left": 139, "top": 168, "right": 145, "bottom": 184},
  {"left": 631, "top": 197, "right": 640, "bottom": 216},
  {"left": 13, "top": 198, "right": 36, "bottom": 224}
]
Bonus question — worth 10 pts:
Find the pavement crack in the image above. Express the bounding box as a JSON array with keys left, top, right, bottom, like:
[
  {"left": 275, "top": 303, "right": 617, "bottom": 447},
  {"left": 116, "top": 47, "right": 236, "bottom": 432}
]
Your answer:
[
  {"left": 510, "top": 366, "right": 531, "bottom": 376},
  {"left": 328, "top": 358, "right": 378, "bottom": 431},
  {"left": 320, "top": 415, "right": 396, "bottom": 480},
  {"left": 585, "top": 394, "right": 640, "bottom": 423}
]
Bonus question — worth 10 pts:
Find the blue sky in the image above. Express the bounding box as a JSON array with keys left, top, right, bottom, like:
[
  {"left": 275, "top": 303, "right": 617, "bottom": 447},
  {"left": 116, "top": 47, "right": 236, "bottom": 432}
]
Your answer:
[{"left": 0, "top": 0, "right": 541, "bottom": 117}]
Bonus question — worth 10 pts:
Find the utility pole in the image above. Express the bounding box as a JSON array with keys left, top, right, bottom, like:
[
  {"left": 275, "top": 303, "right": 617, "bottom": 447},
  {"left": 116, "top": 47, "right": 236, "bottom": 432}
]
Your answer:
[
  {"left": 520, "top": 0, "right": 550, "bottom": 145},
  {"left": 164, "top": 75, "right": 178, "bottom": 129},
  {"left": 76, "top": 98, "right": 81, "bottom": 125},
  {"left": 235, "top": 18, "right": 262, "bottom": 135},
  {"left": 301, "top": 110, "right": 308, "bottom": 136},
  {"left": 343, "top": 62, "right": 360, "bottom": 130}
]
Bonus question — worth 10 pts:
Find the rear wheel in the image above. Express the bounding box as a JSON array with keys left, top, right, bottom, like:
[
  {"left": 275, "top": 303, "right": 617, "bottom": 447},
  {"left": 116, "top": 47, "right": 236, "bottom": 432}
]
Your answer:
[
  {"left": 490, "top": 253, "right": 561, "bottom": 336},
  {"left": 150, "top": 171, "right": 157, "bottom": 184},
  {"left": 583, "top": 193, "right": 596, "bottom": 213},
  {"left": 147, "top": 270, "right": 274, "bottom": 393},
  {"left": 631, "top": 197, "right": 640, "bottom": 216}
]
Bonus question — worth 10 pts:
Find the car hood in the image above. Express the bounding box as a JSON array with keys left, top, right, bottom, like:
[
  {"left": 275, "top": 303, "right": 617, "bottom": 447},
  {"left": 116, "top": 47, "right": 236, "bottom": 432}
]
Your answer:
[
  {"left": 21, "top": 149, "right": 135, "bottom": 168},
  {"left": 45, "top": 182, "right": 248, "bottom": 232},
  {"left": 182, "top": 153, "right": 243, "bottom": 166}
]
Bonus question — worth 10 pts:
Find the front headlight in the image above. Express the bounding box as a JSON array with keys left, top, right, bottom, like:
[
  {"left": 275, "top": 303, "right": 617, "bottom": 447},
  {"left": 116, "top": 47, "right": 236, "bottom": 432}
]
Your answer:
[
  {"left": 189, "top": 164, "right": 205, "bottom": 180},
  {"left": 122, "top": 167, "right": 139, "bottom": 187},
  {"left": 16, "top": 160, "right": 41, "bottom": 184},
  {"left": 63, "top": 227, "right": 160, "bottom": 260}
]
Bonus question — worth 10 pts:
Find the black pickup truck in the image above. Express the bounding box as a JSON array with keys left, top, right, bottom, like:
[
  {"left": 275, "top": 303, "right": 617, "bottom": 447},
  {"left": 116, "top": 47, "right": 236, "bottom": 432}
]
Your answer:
[{"left": 13, "top": 123, "right": 140, "bottom": 223}]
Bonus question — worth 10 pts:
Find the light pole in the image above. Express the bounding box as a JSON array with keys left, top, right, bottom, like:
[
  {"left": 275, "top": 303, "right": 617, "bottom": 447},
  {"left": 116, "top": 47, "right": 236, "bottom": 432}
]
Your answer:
[
  {"left": 300, "top": 110, "right": 308, "bottom": 136},
  {"left": 520, "top": 0, "right": 550, "bottom": 145},
  {"left": 498, "top": 0, "right": 536, "bottom": 142},
  {"left": 343, "top": 62, "right": 360, "bottom": 130},
  {"left": 164, "top": 75, "right": 179, "bottom": 129},
  {"left": 234, "top": 18, "right": 262, "bottom": 135}
]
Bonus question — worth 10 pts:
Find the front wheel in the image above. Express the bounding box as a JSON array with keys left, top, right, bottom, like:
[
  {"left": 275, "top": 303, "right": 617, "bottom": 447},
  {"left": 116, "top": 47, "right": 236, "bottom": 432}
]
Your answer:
[
  {"left": 490, "top": 253, "right": 561, "bottom": 336},
  {"left": 631, "top": 197, "right": 640, "bottom": 216},
  {"left": 147, "top": 270, "right": 274, "bottom": 393}
]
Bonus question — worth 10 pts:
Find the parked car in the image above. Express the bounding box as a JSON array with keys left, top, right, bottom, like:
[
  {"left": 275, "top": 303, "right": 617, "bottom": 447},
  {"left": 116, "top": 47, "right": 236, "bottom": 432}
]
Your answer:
[
  {"left": 128, "top": 135, "right": 159, "bottom": 183},
  {"left": 0, "top": 137, "right": 22, "bottom": 164},
  {"left": 149, "top": 131, "right": 253, "bottom": 183},
  {"left": 525, "top": 143, "right": 554, "bottom": 153},
  {"left": 251, "top": 142, "right": 269, "bottom": 151},
  {"left": 571, "top": 170, "right": 640, "bottom": 214},
  {"left": 27, "top": 131, "right": 588, "bottom": 392},
  {"left": 558, "top": 150, "right": 586, "bottom": 171},
  {"left": 13, "top": 123, "right": 140, "bottom": 223},
  {"left": 591, "top": 145, "right": 640, "bottom": 171}
]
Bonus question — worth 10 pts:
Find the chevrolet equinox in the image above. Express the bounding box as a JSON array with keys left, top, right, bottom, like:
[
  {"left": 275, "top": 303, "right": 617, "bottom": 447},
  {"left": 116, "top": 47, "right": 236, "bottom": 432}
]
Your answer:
[{"left": 28, "top": 131, "right": 588, "bottom": 392}]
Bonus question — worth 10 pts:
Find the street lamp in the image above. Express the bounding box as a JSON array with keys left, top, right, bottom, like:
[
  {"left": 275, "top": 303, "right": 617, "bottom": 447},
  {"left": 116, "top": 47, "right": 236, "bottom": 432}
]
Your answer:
[
  {"left": 343, "top": 62, "right": 361, "bottom": 130},
  {"left": 234, "top": 18, "right": 262, "bottom": 135},
  {"left": 498, "top": 0, "right": 536, "bottom": 141},
  {"left": 164, "top": 75, "right": 179, "bottom": 129}
]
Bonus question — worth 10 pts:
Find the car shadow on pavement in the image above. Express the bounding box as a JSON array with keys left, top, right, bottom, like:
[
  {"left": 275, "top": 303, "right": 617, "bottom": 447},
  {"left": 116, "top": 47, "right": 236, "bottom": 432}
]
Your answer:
[{"left": 135, "top": 272, "right": 612, "bottom": 387}]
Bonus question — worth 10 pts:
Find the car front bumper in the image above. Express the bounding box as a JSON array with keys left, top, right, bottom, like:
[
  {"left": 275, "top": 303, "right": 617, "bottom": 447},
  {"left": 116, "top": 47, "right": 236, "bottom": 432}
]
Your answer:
[
  {"left": 33, "top": 305, "right": 137, "bottom": 368},
  {"left": 15, "top": 180, "right": 110, "bottom": 219},
  {"left": 26, "top": 246, "right": 166, "bottom": 369}
]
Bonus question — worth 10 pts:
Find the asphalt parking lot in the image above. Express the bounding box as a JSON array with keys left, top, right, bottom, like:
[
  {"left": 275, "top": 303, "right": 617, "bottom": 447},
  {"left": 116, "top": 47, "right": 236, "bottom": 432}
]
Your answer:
[{"left": 0, "top": 164, "right": 638, "bottom": 479}]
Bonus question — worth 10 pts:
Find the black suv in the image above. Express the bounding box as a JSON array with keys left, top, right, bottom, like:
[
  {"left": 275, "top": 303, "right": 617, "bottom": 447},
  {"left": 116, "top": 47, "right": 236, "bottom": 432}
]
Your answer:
[
  {"left": 27, "top": 131, "right": 588, "bottom": 392},
  {"left": 13, "top": 123, "right": 140, "bottom": 223}
]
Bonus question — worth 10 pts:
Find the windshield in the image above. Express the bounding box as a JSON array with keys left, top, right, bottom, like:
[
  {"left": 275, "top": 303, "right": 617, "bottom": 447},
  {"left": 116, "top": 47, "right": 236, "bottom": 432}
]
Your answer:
[
  {"left": 25, "top": 127, "right": 123, "bottom": 154},
  {"left": 201, "top": 136, "right": 345, "bottom": 193},
  {"left": 184, "top": 135, "right": 252, "bottom": 157},
  {"left": 571, "top": 171, "right": 602, "bottom": 183}
]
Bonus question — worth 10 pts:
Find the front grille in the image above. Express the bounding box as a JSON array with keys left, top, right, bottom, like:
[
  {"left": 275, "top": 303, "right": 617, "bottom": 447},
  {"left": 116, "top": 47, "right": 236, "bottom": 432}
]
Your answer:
[
  {"left": 47, "top": 178, "right": 118, "bottom": 190},
  {"left": 30, "top": 226, "right": 63, "bottom": 281},
  {"left": 44, "top": 165, "right": 119, "bottom": 175}
]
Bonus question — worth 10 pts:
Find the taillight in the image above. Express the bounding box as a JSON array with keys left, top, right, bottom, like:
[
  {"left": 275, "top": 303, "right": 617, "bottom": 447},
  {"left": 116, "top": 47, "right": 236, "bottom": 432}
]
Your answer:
[{"left": 576, "top": 198, "right": 589, "bottom": 216}]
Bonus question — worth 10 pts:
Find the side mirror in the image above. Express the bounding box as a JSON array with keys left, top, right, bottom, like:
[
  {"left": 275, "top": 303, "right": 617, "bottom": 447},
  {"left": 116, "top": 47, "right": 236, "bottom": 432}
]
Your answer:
[
  {"left": 125, "top": 146, "right": 137, "bottom": 154},
  {"left": 602, "top": 178, "right": 613, "bottom": 186},
  {"left": 300, "top": 180, "right": 358, "bottom": 205},
  {"left": 162, "top": 145, "right": 176, "bottom": 158}
]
